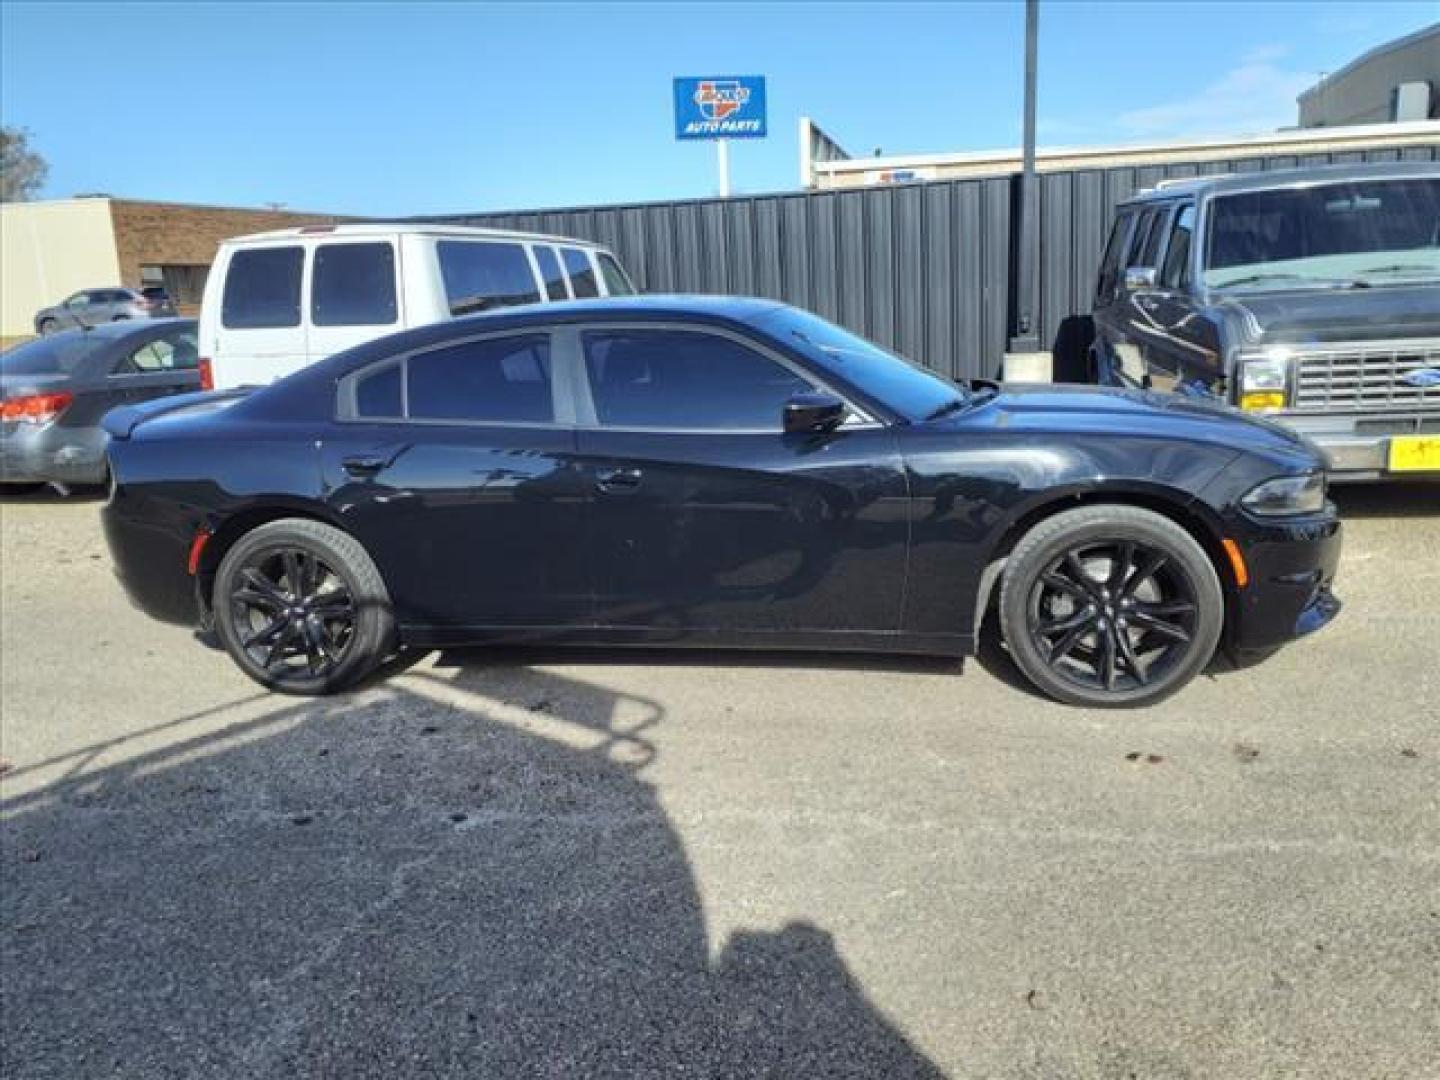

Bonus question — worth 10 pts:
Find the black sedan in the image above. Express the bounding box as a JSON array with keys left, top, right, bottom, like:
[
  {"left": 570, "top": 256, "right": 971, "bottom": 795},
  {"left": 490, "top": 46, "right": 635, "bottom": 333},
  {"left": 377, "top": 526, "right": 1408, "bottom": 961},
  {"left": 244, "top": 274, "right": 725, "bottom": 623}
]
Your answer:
[
  {"left": 101, "top": 297, "right": 1342, "bottom": 706},
  {"left": 1, "top": 319, "right": 199, "bottom": 490}
]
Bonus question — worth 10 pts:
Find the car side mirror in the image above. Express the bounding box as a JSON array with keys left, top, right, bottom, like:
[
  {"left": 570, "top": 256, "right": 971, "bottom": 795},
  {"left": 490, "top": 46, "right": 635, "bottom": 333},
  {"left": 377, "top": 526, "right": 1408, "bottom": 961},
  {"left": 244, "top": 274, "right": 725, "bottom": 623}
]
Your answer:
[
  {"left": 783, "top": 391, "right": 846, "bottom": 434},
  {"left": 1124, "top": 266, "right": 1157, "bottom": 291}
]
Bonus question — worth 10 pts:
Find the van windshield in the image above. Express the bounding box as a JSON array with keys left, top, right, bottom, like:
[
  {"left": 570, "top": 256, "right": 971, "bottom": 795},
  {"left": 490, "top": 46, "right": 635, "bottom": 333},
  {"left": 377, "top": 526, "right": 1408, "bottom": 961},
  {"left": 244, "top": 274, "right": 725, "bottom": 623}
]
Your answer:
[{"left": 1203, "top": 177, "right": 1440, "bottom": 291}]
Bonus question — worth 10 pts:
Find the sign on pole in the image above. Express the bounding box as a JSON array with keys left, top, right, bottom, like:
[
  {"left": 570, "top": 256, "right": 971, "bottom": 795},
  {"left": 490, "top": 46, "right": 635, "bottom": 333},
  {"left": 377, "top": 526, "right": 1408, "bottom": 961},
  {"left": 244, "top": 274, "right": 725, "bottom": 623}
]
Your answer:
[{"left": 673, "top": 75, "right": 767, "bottom": 197}]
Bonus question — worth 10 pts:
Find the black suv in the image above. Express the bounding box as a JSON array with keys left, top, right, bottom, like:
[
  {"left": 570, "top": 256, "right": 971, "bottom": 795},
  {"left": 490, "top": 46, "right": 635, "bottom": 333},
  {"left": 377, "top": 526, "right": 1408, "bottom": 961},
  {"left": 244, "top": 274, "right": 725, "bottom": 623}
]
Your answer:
[{"left": 1090, "top": 163, "right": 1440, "bottom": 481}]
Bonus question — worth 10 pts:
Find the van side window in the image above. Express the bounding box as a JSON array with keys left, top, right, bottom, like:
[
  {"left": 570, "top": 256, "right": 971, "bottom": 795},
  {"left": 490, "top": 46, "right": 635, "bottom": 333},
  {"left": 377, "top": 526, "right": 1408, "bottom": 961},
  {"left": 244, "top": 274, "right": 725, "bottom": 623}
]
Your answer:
[
  {"left": 532, "top": 245, "right": 569, "bottom": 301},
  {"left": 437, "top": 241, "right": 541, "bottom": 316},
  {"left": 1096, "top": 211, "right": 1134, "bottom": 304},
  {"left": 222, "top": 247, "right": 303, "bottom": 329},
  {"left": 1160, "top": 205, "right": 1196, "bottom": 289},
  {"left": 312, "top": 242, "right": 397, "bottom": 326},
  {"left": 597, "top": 253, "right": 636, "bottom": 296},
  {"left": 561, "top": 248, "right": 599, "bottom": 299}
]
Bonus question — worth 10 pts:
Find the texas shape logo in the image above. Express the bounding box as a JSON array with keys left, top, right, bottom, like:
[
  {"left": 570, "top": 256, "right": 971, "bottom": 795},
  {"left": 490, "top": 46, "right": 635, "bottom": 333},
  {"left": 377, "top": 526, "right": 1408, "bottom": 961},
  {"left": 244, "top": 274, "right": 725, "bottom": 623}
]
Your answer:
[{"left": 694, "top": 80, "right": 751, "bottom": 121}]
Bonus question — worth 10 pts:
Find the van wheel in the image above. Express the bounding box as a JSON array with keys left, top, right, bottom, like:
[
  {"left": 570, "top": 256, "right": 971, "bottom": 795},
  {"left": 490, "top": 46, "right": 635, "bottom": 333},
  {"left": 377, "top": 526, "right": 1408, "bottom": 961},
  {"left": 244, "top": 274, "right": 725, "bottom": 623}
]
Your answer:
[
  {"left": 213, "top": 519, "right": 395, "bottom": 695},
  {"left": 999, "top": 505, "right": 1223, "bottom": 708}
]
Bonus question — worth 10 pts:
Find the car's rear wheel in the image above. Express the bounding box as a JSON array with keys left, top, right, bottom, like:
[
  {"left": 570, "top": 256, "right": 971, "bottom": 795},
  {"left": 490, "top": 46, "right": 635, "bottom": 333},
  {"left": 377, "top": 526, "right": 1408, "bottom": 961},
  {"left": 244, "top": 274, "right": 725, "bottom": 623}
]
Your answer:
[
  {"left": 213, "top": 519, "right": 395, "bottom": 695},
  {"left": 999, "top": 505, "right": 1223, "bottom": 707}
]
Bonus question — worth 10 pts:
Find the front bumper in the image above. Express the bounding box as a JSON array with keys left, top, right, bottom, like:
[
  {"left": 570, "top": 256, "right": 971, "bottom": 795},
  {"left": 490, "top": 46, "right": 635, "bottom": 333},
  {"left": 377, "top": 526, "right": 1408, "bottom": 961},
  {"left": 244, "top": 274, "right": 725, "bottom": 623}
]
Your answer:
[
  {"left": 1228, "top": 509, "right": 1344, "bottom": 655},
  {"left": 1271, "top": 414, "right": 1440, "bottom": 481}
]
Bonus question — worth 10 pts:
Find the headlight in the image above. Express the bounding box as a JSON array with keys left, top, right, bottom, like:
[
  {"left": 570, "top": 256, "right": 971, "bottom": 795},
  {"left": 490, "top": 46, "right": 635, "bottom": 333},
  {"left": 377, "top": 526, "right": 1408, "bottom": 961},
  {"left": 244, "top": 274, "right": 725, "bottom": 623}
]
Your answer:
[
  {"left": 1238, "top": 349, "right": 1291, "bottom": 413},
  {"left": 1241, "top": 472, "right": 1327, "bottom": 516}
]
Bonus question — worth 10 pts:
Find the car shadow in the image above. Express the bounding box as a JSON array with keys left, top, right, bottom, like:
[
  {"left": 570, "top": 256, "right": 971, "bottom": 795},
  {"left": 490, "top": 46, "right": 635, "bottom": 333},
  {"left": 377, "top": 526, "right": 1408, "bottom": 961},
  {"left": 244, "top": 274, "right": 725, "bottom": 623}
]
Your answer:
[
  {"left": 1330, "top": 482, "right": 1438, "bottom": 520},
  {"left": 0, "top": 482, "right": 107, "bottom": 503},
  {"left": 1, "top": 666, "right": 946, "bottom": 1078}
]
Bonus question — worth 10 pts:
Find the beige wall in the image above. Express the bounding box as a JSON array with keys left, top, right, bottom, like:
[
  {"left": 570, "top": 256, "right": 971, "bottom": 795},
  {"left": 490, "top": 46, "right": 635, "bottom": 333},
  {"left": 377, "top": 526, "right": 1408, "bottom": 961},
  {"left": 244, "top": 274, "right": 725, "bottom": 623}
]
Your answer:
[{"left": 0, "top": 199, "right": 122, "bottom": 336}]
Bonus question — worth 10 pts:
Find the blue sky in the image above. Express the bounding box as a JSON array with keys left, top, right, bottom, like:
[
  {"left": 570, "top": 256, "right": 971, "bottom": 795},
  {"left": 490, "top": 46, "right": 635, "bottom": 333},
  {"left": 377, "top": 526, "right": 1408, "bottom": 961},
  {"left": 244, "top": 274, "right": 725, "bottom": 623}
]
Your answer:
[{"left": 1, "top": 2, "right": 1434, "bottom": 215}]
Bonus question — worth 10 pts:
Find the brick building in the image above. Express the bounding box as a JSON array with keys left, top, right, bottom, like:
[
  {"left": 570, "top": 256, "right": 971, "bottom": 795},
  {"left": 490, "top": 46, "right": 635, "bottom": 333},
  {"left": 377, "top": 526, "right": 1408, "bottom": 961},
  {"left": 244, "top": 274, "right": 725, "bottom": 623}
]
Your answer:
[{"left": 1, "top": 197, "right": 345, "bottom": 335}]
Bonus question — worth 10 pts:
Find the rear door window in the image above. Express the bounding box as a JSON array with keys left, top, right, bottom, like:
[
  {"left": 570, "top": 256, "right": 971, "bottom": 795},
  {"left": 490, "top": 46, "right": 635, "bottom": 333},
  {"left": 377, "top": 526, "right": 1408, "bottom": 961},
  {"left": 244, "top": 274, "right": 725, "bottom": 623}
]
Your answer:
[
  {"left": 118, "top": 331, "right": 199, "bottom": 373},
  {"left": 311, "top": 242, "right": 397, "bottom": 326},
  {"left": 222, "top": 246, "right": 304, "bottom": 328},
  {"left": 597, "top": 252, "right": 635, "bottom": 296},
  {"left": 532, "top": 245, "right": 569, "bottom": 301},
  {"left": 561, "top": 248, "right": 599, "bottom": 299},
  {"left": 408, "top": 334, "right": 553, "bottom": 423},
  {"left": 436, "top": 241, "right": 541, "bottom": 316}
]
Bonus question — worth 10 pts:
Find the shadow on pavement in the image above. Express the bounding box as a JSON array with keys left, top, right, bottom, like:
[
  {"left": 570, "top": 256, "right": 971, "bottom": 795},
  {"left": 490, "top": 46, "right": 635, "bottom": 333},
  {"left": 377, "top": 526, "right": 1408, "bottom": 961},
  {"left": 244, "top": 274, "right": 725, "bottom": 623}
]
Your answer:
[
  {"left": 1330, "top": 482, "right": 1438, "bottom": 519},
  {"left": 1, "top": 665, "right": 945, "bottom": 1078}
]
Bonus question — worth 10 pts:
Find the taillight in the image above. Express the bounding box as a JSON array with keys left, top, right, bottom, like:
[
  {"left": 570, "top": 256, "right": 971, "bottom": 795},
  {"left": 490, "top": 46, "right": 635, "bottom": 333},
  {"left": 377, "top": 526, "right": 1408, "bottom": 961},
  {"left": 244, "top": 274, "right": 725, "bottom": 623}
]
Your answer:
[
  {"left": 1, "top": 391, "right": 74, "bottom": 425},
  {"left": 199, "top": 357, "right": 214, "bottom": 391}
]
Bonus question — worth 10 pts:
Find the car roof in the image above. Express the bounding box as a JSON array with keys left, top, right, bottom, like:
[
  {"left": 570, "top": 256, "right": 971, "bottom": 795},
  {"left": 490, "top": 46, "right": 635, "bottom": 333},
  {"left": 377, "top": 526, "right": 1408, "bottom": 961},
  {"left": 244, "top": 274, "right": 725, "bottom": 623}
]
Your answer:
[
  {"left": 47, "top": 317, "right": 196, "bottom": 343},
  {"left": 1122, "top": 161, "right": 1440, "bottom": 204},
  {"left": 289, "top": 296, "right": 788, "bottom": 387},
  {"left": 222, "top": 222, "right": 615, "bottom": 247}
]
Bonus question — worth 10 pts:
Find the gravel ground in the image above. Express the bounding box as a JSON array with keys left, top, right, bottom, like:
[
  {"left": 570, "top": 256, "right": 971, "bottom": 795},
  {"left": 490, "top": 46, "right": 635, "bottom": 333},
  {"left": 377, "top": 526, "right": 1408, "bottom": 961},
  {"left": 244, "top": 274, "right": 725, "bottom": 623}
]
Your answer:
[{"left": 1, "top": 484, "right": 1437, "bottom": 1079}]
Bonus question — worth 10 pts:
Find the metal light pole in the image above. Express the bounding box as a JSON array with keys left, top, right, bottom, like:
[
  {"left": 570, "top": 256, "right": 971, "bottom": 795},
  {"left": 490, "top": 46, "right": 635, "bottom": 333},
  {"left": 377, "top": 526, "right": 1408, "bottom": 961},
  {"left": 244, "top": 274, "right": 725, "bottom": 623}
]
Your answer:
[{"left": 1008, "top": 0, "right": 1041, "bottom": 356}]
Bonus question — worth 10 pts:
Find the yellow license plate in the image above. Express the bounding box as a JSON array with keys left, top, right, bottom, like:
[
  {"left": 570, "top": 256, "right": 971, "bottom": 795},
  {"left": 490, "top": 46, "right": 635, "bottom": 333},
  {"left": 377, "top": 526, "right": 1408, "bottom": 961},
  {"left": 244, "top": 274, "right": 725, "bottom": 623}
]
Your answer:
[{"left": 1388, "top": 435, "right": 1440, "bottom": 473}]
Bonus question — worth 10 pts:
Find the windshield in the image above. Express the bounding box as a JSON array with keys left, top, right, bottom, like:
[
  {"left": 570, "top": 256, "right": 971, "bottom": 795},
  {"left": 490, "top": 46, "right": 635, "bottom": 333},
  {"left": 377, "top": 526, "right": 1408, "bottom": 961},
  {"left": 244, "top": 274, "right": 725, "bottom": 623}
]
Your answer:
[
  {"left": 0, "top": 334, "right": 99, "bottom": 377},
  {"left": 757, "top": 307, "right": 965, "bottom": 422},
  {"left": 1203, "top": 177, "right": 1440, "bottom": 291}
]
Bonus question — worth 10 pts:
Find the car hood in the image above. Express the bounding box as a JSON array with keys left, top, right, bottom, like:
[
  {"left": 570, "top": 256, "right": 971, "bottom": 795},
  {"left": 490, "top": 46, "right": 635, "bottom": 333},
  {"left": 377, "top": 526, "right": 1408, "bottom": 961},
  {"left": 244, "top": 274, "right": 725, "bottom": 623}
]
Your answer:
[
  {"left": 1213, "top": 283, "right": 1440, "bottom": 345},
  {"left": 962, "top": 383, "right": 1317, "bottom": 462}
]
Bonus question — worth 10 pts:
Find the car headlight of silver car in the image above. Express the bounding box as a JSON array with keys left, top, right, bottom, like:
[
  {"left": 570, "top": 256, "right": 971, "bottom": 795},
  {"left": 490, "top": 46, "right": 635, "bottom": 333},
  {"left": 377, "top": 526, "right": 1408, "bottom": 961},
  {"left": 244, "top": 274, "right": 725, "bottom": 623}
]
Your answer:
[{"left": 1241, "top": 472, "right": 1327, "bottom": 516}]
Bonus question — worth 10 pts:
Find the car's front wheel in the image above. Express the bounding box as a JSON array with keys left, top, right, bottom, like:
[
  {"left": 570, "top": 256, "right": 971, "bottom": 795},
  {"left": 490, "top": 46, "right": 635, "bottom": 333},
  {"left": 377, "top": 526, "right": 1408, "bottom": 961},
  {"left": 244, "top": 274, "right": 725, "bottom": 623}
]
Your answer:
[
  {"left": 999, "top": 505, "right": 1224, "bottom": 707},
  {"left": 213, "top": 518, "right": 395, "bottom": 695},
  {"left": 37, "top": 318, "right": 57, "bottom": 335}
]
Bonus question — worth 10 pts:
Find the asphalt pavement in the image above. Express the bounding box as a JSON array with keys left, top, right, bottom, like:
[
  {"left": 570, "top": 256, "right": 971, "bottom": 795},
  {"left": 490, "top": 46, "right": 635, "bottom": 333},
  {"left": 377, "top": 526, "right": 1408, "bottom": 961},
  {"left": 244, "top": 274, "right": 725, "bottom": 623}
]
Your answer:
[{"left": 1, "top": 484, "right": 1437, "bottom": 1078}]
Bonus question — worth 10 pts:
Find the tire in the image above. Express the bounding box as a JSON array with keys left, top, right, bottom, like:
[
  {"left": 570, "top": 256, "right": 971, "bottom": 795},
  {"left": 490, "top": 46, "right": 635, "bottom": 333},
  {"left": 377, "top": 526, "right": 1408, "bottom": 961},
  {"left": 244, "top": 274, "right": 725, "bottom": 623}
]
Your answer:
[
  {"left": 38, "top": 318, "right": 57, "bottom": 336},
  {"left": 212, "top": 518, "right": 395, "bottom": 695},
  {"left": 999, "top": 505, "right": 1223, "bottom": 708}
]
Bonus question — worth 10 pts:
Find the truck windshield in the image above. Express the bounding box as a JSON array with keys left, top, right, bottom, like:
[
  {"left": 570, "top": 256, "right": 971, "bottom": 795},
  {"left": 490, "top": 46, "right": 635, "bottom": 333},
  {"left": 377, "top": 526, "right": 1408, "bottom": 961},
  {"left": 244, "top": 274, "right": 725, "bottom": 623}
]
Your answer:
[{"left": 1203, "top": 177, "right": 1440, "bottom": 291}]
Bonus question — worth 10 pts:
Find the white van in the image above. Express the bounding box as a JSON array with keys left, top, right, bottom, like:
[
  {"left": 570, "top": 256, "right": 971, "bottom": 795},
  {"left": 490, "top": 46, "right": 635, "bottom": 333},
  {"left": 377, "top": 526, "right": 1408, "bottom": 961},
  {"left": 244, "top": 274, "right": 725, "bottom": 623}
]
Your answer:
[{"left": 199, "top": 223, "right": 635, "bottom": 390}]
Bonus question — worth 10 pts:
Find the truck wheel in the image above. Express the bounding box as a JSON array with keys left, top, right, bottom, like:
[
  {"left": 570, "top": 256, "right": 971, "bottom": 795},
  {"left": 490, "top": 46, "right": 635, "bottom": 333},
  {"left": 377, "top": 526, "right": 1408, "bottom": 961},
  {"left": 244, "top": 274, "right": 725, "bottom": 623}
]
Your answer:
[{"left": 999, "top": 505, "right": 1223, "bottom": 707}]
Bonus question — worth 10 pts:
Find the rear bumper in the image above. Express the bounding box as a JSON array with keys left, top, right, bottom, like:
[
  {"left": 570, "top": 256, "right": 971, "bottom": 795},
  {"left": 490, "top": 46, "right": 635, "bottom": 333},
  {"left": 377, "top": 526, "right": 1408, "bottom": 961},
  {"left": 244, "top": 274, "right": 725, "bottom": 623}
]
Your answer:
[
  {"left": 1228, "top": 509, "right": 1343, "bottom": 655},
  {"left": 0, "top": 427, "right": 108, "bottom": 485},
  {"left": 101, "top": 491, "right": 203, "bottom": 626}
]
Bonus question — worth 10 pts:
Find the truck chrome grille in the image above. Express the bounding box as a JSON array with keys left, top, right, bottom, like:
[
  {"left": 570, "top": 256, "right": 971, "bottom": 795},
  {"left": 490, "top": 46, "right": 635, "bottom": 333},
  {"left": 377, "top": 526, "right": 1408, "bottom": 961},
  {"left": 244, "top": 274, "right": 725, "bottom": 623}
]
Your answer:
[{"left": 1291, "top": 341, "right": 1440, "bottom": 414}]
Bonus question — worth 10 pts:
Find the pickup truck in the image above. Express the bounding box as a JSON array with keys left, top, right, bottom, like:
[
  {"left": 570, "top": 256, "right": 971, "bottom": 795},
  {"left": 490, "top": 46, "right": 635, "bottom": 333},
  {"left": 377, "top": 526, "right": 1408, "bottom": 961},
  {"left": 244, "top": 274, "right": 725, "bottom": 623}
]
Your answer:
[{"left": 1089, "top": 163, "right": 1440, "bottom": 481}]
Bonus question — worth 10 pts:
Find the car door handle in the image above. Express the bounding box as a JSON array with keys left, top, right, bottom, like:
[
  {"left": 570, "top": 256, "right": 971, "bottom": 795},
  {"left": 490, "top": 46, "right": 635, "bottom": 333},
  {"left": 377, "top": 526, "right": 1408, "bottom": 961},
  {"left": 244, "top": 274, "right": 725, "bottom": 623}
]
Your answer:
[
  {"left": 342, "top": 444, "right": 409, "bottom": 478},
  {"left": 595, "top": 466, "right": 642, "bottom": 493}
]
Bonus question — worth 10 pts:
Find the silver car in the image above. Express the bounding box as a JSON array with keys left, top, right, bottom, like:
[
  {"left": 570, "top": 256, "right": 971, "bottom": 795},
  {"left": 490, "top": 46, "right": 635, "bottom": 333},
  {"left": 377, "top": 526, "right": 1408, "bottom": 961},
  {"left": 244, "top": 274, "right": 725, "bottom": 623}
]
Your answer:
[{"left": 32, "top": 287, "right": 177, "bottom": 335}]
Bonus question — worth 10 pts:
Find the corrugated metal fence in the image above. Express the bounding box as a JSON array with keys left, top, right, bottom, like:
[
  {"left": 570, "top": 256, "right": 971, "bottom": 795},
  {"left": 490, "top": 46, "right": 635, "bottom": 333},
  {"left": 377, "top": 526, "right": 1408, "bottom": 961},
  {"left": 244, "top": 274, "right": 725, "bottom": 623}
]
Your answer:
[{"left": 431, "top": 143, "right": 1440, "bottom": 381}]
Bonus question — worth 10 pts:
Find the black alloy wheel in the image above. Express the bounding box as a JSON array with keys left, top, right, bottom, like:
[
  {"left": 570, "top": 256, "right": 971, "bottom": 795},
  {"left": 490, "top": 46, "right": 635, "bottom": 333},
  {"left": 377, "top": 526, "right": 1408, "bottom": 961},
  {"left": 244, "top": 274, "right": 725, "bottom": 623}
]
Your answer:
[
  {"left": 1000, "top": 505, "right": 1223, "bottom": 707},
  {"left": 213, "top": 519, "right": 394, "bottom": 694},
  {"left": 232, "top": 549, "right": 355, "bottom": 677}
]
